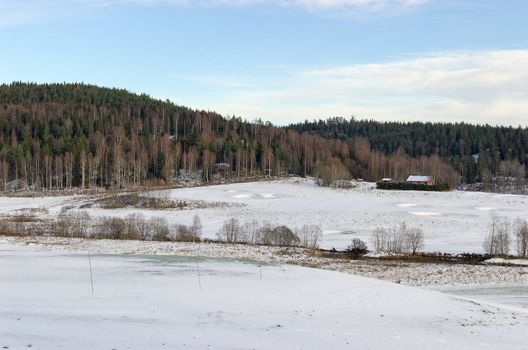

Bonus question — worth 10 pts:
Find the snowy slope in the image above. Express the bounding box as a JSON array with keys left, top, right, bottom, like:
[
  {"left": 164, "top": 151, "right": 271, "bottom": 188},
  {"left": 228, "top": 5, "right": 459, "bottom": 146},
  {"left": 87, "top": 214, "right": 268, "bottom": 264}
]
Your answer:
[{"left": 1, "top": 244, "right": 527, "bottom": 350}]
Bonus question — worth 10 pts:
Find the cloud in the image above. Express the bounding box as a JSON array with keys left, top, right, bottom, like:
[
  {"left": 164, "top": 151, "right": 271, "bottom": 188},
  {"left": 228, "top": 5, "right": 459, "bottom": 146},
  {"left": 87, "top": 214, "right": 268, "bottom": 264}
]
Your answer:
[
  {"left": 279, "top": 0, "right": 427, "bottom": 11},
  {"left": 178, "top": 50, "right": 528, "bottom": 126},
  {"left": 0, "top": 0, "right": 427, "bottom": 26}
]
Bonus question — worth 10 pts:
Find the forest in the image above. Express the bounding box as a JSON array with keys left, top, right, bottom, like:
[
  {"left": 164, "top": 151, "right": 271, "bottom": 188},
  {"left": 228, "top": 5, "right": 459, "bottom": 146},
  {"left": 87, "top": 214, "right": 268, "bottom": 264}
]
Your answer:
[
  {"left": 2, "top": 82, "right": 524, "bottom": 192},
  {"left": 0, "top": 82, "right": 351, "bottom": 191},
  {"left": 290, "top": 117, "right": 528, "bottom": 186}
]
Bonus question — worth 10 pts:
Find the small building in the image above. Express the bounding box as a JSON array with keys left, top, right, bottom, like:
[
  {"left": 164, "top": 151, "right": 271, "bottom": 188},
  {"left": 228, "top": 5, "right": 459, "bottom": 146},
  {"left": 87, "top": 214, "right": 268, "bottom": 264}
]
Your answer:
[
  {"left": 381, "top": 177, "right": 393, "bottom": 183},
  {"left": 406, "top": 175, "right": 433, "bottom": 185}
]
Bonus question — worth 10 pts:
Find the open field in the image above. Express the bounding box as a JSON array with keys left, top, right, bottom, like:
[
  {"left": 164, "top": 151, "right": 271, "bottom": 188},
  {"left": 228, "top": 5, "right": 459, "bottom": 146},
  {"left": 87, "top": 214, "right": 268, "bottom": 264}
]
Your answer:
[
  {"left": 5, "top": 178, "right": 526, "bottom": 254},
  {"left": 2, "top": 242, "right": 527, "bottom": 350},
  {"left": 4, "top": 235, "right": 528, "bottom": 288},
  {"left": 3, "top": 178, "right": 528, "bottom": 349}
]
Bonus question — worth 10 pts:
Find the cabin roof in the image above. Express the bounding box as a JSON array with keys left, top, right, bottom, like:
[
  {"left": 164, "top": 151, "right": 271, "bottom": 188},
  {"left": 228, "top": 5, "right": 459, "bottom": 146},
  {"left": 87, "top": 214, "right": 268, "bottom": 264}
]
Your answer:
[{"left": 406, "top": 175, "right": 432, "bottom": 182}]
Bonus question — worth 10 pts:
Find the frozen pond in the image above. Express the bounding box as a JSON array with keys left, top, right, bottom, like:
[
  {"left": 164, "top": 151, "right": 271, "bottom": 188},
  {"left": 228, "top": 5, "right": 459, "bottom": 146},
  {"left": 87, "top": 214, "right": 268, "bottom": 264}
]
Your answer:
[{"left": 436, "top": 285, "right": 528, "bottom": 310}]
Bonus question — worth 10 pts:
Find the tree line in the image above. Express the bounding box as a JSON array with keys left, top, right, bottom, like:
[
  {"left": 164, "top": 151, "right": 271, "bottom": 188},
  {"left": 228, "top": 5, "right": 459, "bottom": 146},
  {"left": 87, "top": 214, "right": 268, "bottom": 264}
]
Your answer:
[
  {"left": 0, "top": 82, "right": 349, "bottom": 191},
  {"left": 4, "top": 83, "right": 522, "bottom": 191},
  {"left": 290, "top": 117, "right": 528, "bottom": 185},
  {"left": 0, "top": 210, "right": 322, "bottom": 249}
]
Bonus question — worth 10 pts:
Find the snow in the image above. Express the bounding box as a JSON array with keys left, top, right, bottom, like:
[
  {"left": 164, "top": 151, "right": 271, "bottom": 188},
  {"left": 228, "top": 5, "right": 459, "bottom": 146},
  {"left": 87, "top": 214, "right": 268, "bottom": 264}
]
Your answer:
[
  {"left": 4, "top": 236, "right": 528, "bottom": 287},
  {"left": 0, "top": 195, "right": 69, "bottom": 213},
  {"left": 432, "top": 284, "right": 528, "bottom": 310},
  {"left": 2, "top": 242, "right": 528, "bottom": 349},
  {"left": 406, "top": 175, "right": 432, "bottom": 182},
  {"left": 88, "top": 178, "right": 528, "bottom": 253},
  {"left": 1, "top": 178, "right": 528, "bottom": 254},
  {"left": 484, "top": 258, "right": 528, "bottom": 266}
]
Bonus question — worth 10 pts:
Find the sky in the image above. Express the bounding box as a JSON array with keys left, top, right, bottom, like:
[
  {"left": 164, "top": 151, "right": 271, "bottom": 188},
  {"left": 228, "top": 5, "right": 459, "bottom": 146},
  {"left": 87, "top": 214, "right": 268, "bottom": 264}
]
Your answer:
[{"left": 0, "top": 0, "right": 527, "bottom": 126}]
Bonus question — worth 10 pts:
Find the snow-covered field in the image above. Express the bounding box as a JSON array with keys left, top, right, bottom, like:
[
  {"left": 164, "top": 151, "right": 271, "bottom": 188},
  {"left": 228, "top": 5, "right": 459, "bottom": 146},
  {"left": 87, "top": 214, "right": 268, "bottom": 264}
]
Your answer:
[
  {"left": 24, "top": 178, "right": 526, "bottom": 254},
  {"left": 3, "top": 178, "right": 528, "bottom": 349},
  {"left": 4, "top": 235, "right": 528, "bottom": 287},
  {"left": 2, "top": 243, "right": 528, "bottom": 350}
]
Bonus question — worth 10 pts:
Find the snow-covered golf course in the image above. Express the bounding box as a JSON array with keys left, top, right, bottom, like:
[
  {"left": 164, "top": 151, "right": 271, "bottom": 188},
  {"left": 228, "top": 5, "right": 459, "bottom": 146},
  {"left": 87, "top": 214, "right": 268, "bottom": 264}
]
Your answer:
[
  {"left": 42, "top": 178, "right": 528, "bottom": 254},
  {"left": 1, "top": 243, "right": 527, "bottom": 350},
  {"left": 2, "top": 178, "right": 528, "bottom": 349}
]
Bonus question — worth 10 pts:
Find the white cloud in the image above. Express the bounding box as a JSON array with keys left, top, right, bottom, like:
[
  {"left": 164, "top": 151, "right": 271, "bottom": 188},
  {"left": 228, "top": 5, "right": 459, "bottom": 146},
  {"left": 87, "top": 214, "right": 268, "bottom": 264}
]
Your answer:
[
  {"left": 178, "top": 50, "right": 528, "bottom": 126},
  {"left": 0, "top": 0, "right": 427, "bottom": 26},
  {"left": 279, "top": 0, "right": 427, "bottom": 11}
]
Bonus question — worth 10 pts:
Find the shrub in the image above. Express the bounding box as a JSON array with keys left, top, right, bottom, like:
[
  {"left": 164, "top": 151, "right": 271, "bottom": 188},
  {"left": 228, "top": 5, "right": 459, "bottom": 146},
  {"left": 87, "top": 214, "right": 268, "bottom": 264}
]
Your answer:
[
  {"left": 150, "top": 217, "right": 170, "bottom": 241},
  {"left": 316, "top": 158, "right": 351, "bottom": 187},
  {"left": 346, "top": 238, "right": 368, "bottom": 258},
  {"left": 171, "top": 224, "right": 201, "bottom": 242},
  {"left": 376, "top": 182, "right": 450, "bottom": 192},
  {"left": 268, "top": 225, "right": 300, "bottom": 247}
]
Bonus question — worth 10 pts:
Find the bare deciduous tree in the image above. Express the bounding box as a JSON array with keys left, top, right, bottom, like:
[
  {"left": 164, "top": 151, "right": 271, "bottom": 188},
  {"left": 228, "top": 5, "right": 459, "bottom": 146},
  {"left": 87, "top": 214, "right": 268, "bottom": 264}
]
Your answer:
[
  {"left": 190, "top": 215, "right": 203, "bottom": 242},
  {"left": 371, "top": 223, "right": 425, "bottom": 254},
  {"left": 514, "top": 219, "right": 528, "bottom": 257},
  {"left": 217, "top": 218, "right": 242, "bottom": 243},
  {"left": 296, "top": 224, "right": 322, "bottom": 249},
  {"left": 241, "top": 220, "right": 260, "bottom": 244},
  {"left": 483, "top": 217, "right": 511, "bottom": 256},
  {"left": 405, "top": 227, "right": 424, "bottom": 255}
]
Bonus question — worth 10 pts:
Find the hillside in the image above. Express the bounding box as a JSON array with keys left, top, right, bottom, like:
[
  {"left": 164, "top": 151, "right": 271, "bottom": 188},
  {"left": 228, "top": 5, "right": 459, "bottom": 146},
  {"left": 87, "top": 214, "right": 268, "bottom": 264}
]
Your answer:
[
  {"left": 3, "top": 83, "right": 520, "bottom": 192},
  {"left": 290, "top": 117, "right": 528, "bottom": 185},
  {"left": 0, "top": 82, "right": 349, "bottom": 191}
]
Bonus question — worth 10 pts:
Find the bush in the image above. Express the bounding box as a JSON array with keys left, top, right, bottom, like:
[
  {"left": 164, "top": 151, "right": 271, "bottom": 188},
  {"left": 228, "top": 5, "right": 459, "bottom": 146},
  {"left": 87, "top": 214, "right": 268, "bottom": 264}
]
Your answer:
[
  {"left": 150, "top": 217, "right": 170, "bottom": 241},
  {"left": 376, "top": 182, "right": 450, "bottom": 191},
  {"left": 94, "top": 217, "right": 126, "bottom": 239},
  {"left": 216, "top": 218, "right": 305, "bottom": 247},
  {"left": 171, "top": 224, "right": 201, "bottom": 242},
  {"left": 268, "top": 226, "right": 300, "bottom": 247},
  {"left": 346, "top": 238, "right": 368, "bottom": 258},
  {"left": 316, "top": 158, "right": 351, "bottom": 187},
  {"left": 123, "top": 213, "right": 149, "bottom": 240}
]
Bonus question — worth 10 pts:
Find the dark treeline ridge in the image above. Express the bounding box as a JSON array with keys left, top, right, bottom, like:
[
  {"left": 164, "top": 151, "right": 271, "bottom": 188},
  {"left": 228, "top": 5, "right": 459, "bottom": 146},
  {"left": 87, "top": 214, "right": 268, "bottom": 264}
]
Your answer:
[
  {"left": 0, "top": 82, "right": 349, "bottom": 191},
  {"left": 290, "top": 117, "right": 528, "bottom": 184}
]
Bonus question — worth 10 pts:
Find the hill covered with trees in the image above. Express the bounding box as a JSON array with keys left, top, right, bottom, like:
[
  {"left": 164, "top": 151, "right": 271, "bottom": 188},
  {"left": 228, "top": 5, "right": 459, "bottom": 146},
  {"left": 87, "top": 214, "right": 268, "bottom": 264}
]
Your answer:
[
  {"left": 0, "top": 82, "right": 351, "bottom": 191},
  {"left": 290, "top": 117, "right": 528, "bottom": 188},
  {"left": 3, "top": 82, "right": 519, "bottom": 192}
]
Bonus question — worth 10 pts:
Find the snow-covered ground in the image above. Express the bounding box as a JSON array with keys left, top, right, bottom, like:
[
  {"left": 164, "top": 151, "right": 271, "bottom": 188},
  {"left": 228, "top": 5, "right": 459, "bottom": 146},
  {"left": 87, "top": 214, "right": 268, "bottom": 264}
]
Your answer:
[
  {"left": 0, "top": 195, "right": 69, "bottom": 213},
  {"left": 2, "top": 243, "right": 527, "bottom": 350},
  {"left": 484, "top": 258, "right": 528, "bottom": 266},
  {"left": 23, "top": 178, "right": 526, "bottom": 254},
  {"left": 4, "top": 236, "right": 528, "bottom": 287},
  {"left": 432, "top": 284, "right": 528, "bottom": 310}
]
